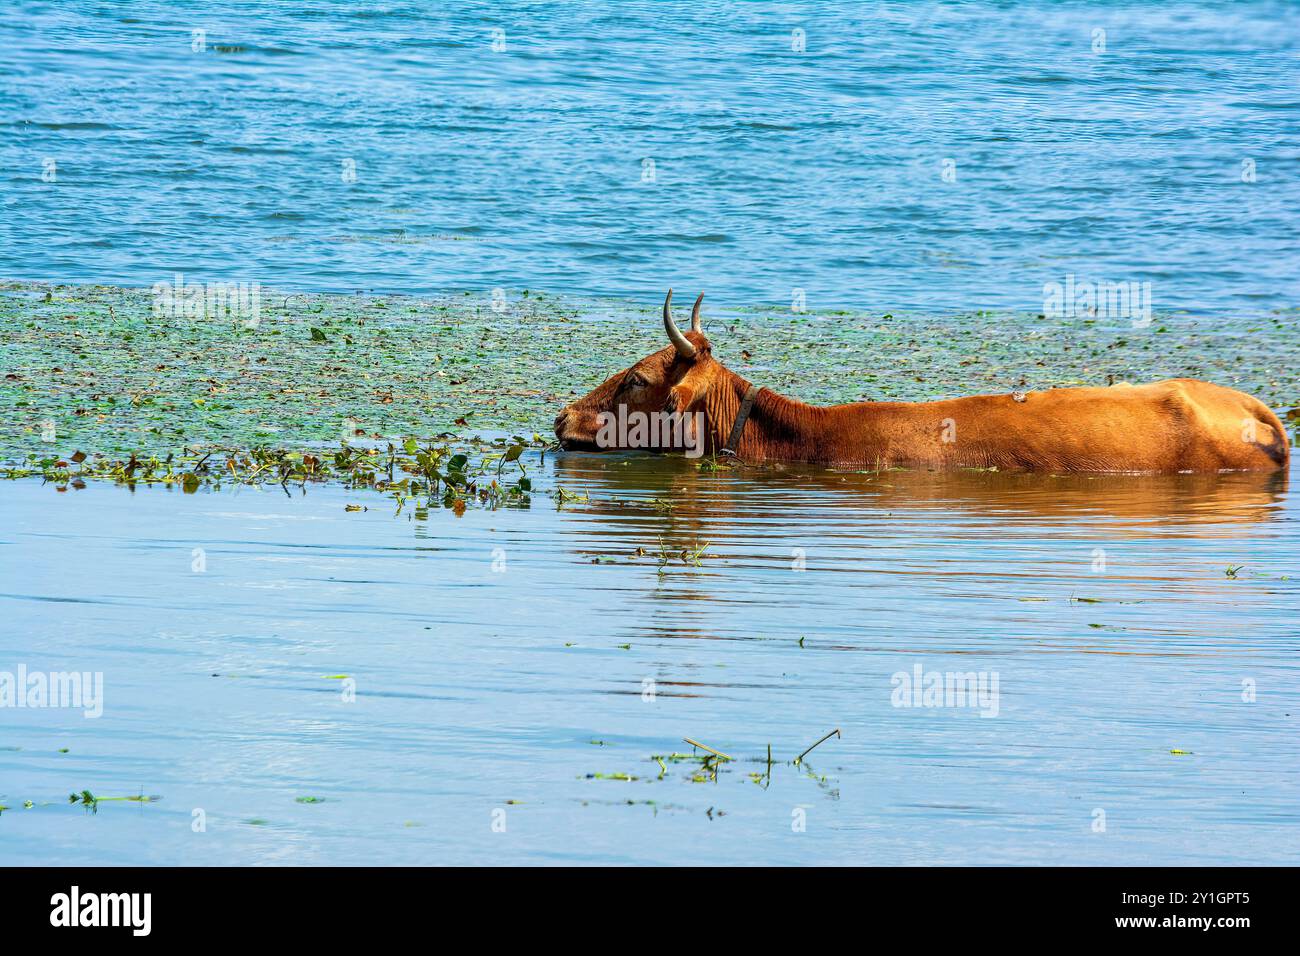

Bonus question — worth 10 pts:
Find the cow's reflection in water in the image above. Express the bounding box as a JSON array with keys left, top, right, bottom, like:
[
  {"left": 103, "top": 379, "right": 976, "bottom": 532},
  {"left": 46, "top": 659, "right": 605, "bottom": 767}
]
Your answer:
[
  {"left": 544, "top": 452, "right": 1292, "bottom": 650},
  {"left": 550, "top": 452, "right": 1290, "bottom": 533}
]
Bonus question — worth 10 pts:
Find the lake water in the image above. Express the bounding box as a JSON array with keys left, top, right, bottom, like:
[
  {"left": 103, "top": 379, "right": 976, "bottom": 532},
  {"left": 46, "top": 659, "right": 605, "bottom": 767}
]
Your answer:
[
  {"left": 3, "top": 0, "right": 1299, "bottom": 313},
  {"left": 2, "top": 453, "right": 1297, "bottom": 865}
]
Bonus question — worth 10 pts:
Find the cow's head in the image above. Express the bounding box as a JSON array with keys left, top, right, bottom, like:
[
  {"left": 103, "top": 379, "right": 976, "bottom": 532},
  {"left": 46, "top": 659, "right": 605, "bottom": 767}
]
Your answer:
[{"left": 553, "top": 290, "right": 731, "bottom": 454}]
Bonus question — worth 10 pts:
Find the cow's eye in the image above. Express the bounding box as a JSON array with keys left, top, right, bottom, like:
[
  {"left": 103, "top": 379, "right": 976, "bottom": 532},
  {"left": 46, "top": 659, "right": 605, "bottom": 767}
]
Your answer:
[{"left": 625, "top": 373, "right": 647, "bottom": 389}]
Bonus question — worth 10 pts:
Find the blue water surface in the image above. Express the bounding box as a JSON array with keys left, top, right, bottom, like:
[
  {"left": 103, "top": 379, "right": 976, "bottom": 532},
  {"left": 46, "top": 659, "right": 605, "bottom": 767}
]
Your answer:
[{"left": 2, "top": 0, "right": 1298, "bottom": 313}]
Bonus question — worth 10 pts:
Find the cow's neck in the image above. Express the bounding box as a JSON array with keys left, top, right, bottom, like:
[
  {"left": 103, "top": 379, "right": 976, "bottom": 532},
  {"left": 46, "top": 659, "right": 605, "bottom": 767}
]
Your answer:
[{"left": 701, "top": 372, "right": 857, "bottom": 463}]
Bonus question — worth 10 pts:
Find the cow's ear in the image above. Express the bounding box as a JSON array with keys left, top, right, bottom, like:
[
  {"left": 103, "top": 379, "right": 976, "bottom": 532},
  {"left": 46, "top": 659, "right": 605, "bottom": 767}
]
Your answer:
[
  {"left": 667, "top": 357, "right": 713, "bottom": 412},
  {"left": 665, "top": 384, "right": 697, "bottom": 413}
]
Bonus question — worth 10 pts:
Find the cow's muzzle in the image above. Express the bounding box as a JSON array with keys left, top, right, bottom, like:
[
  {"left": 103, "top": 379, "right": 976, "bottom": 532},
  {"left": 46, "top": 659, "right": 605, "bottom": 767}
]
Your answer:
[{"left": 553, "top": 407, "right": 602, "bottom": 451}]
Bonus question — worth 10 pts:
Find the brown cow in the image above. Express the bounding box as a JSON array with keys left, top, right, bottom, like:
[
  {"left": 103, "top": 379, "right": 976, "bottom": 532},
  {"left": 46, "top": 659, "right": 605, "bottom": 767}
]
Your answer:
[{"left": 554, "top": 290, "right": 1290, "bottom": 473}]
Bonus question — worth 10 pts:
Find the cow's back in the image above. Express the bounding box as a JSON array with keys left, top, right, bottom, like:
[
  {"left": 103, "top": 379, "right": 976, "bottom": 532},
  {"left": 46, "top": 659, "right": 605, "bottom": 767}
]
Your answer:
[{"left": 883, "top": 378, "right": 1290, "bottom": 472}]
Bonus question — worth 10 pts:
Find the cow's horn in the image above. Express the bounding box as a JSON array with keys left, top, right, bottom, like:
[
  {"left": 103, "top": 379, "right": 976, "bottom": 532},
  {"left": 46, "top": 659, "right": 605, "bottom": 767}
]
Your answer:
[
  {"left": 691, "top": 293, "right": 704, "bottom": 332},
  {"left": 663, "top": 289, "right": 697, "bottom": 358}
]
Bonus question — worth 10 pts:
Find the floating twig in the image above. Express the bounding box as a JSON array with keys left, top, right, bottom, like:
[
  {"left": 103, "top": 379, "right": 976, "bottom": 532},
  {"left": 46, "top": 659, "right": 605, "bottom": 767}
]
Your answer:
[
  {"left": 683, "top": 737, "right": 733, "bottom": 761},
  {"left": 794, "top": 728, "right": 841, "bottom": 765}
]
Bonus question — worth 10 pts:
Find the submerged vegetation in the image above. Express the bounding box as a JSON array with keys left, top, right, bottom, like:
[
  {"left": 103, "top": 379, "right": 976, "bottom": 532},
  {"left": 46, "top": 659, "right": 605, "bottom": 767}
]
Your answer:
[
  {"left": 1, "top": 732, "right": 841, "bottom": 823},
  {"left": 585, "top": 731, "right": 844, "bottom": 806},
  {"left": 1, "top": 437, "right": 540, "bottom": 512}
]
